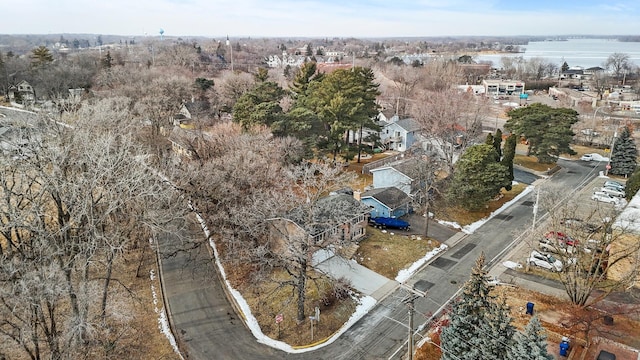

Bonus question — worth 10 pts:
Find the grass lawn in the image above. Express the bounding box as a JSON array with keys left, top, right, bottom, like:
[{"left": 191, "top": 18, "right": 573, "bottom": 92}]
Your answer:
[
  {"left": 233, "top": 268, "right": 357, "bottom": 347},
  {"left": 514, "top": 154, "right": 556, "bottom": 172},
  {"left": 354, "top": 228, "right": 439, "bottom": 279}
]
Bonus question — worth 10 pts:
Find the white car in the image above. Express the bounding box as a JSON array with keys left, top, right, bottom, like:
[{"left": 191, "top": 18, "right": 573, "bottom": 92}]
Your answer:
[
  {"left": 580, "top": 154, "right": 594, "bottom": 161},
  {"left": 591, "top": 191, "right": 621, "bottom": 205},
  {"left": 600, "top": 186, "right": 625, "bottom": 198},
  {"left": 538, "top": 238, "right": 574, "bottom": 254},
  {"left": 604, "top": 180, "right": 625, "bottom": 191},
  {"left": 528, "top": 250, "right": 563, "bottom": 272}
]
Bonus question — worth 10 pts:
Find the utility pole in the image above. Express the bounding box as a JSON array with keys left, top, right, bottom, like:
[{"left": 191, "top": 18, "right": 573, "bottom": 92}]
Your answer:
[
  {"left": 226, "top": 35, "right": 234, "bottom": 72},
  {"left": 401, "top": 284, "right": 427, "bottom": 360}
]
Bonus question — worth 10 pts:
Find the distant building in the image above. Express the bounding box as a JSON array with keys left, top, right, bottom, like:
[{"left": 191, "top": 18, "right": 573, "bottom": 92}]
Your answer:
[{"left": 482, "top": 79, "right": 525, "bottom": 96}]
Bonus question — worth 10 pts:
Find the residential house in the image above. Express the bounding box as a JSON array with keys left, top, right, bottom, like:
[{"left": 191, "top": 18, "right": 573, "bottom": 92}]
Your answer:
[
  {"left": 8, "top": 80, "right": 36, "bottom": 105},
  {"left": 266, "top": 194, "right": 370, "bottom": 256},
  {"left": 369, "top": 158, "right": 423, "bottom": 196},
  {"left": 360, "top": 187, "right": 412, "bottom": 218},
  {"left": 170, "top": 100, "right": 211, "bottom": 129},
  {"left": 168, "top": 126, "right": 200, "bottom": 159},
  {"left": 380, "top": 117, "right": 421, "bottom": 152}
]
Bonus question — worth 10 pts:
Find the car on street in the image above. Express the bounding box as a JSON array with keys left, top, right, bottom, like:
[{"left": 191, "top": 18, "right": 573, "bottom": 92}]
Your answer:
[
  {"left": 591, "top": 191, "right": 621, "bottom": 205},
  {"left": 528, "top": 250, "right": 564, "bottom": 272},
  {"left": 580, "top": 154, "right": 594, "bottom": 161},
  {"left": 600, "top": 186, "right": 625, "bottom": 198}
]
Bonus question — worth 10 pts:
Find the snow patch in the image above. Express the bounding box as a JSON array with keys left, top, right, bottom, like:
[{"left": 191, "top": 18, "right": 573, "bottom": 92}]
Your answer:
[
  {"left": 395, "top": 244, "right": 448, "bottom": 282},
  {"left": 149, "top": 269, "right": 184, "bottom": 359},
  {"left": 502, "top": 261, "right": 523, "bottom": 270},
  {"left": 193, "top": 210, "right": 378, "bottom": 353}
]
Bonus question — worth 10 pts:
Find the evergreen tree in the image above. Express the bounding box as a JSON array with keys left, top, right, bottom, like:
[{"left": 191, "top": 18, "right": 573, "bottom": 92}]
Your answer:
[
  {"left": 101, "top": 51, "right": 113, "bottom": 69},
  {"left": 232, "top": 72, "right": 285, "bottom": 131},
  {"left": 561, "top": 61, "right": 569, "bottom": 72},
  {"left": 610, "top": 125, "right": 638, "bottom": 177},
  {"left": 505, "top": 103, "right": 578, "bottom": 164},
  {"left": 507, "top": 316, "right": 553, "bottom": 360},
  {"left": 493, "top": 128, "right": 503, "bottom": 159},
  {"left": 482, "top": 297, "right": 516, "bottom": 359},
  {"left": 501, "top": 134, "right": 517, "bottom": 191},
  {"left": 485, "top": 132, "right": 494, "bottom": 146},
  {"left": 30, "top": 45, "right": 54, "bottom": 68},
  {"left": 625, "top": 166, "right": 640, "bottom": 200},
  {"left": 447, "top": 144, "right": 510, "bottom": 210},
  {"left": 441, "top": 254, "right": 495, "bottom": 360}
]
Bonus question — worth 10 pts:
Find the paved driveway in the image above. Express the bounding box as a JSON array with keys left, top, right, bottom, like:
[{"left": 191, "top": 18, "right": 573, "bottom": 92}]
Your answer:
[{"left": 312, "top": 249, "right": 398, "bottom": 300}]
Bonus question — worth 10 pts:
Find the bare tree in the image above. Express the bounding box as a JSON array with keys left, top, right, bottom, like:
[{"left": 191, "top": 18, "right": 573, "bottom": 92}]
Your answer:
[
  {"left": 0, "top": 103, "right": 184, "bottom": 359},
  {"left": 410, "top": 89, "right": 488, "bottom": 172},
  {"left": 536, "top": 185, "right": 640, "bottom": 307},
  {"left": 604, "top": 52, "right": 632, "bottom": 80}
]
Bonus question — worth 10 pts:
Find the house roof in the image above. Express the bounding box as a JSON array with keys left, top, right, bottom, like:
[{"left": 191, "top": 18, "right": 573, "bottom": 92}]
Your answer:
[
  {"left": 370, "top": 157, "right": 422, "bottom": 180},
  {"left": 287, "top": 194, "right": 370, "bottom": 236},
  {"left": 362, "top": 187, "right": 411, "bottom": 209},
  {"left": 392, "top": 117, "right": 421, "bottom": 132}
]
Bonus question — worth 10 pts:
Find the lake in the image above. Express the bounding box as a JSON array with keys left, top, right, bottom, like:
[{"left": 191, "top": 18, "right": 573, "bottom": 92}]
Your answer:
[{"left": 475, "top": 38, "right": 640, "bottom": 69}]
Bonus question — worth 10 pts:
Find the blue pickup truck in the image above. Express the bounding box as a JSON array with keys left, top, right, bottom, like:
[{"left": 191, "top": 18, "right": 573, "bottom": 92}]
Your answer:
[{"left": 369, "top": 217, "right": 410, "bottom": 230}]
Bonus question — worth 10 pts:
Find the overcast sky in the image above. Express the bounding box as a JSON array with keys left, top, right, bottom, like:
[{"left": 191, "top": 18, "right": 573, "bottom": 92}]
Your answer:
[{"left": 2, "top": 0, "right": 639, "bottom": 38}]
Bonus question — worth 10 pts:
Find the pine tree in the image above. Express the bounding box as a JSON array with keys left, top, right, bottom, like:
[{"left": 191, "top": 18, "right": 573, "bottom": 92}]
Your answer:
[
  {"left": 482, "top": 297, "right": 516, "bottom": 359},
  {"left": 507, "top": 316, "right": 554, "bottom": 360},
  {"left": 493, "top": 128, "right": 503, "bottom": 159},
  {"left": 502, "top": 134, "right": 517, "bottom": 191},
  {"left": 485, "top": 133, "right": 494, "bottom": 146},
  {"left": 610, "top": 125, "right": 638, "bottom": 177},
  {"left": 441, "top": 254, "right": 496, "bottom": 360}
]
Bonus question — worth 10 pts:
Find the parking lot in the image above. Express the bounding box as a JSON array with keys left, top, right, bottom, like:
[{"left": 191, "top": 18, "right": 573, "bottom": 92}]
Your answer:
[{"left": 502, "top": 174, "right": 626, "bottom": 271}]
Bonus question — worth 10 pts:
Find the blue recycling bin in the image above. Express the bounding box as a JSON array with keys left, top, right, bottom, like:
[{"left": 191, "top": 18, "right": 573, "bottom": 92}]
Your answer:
[
  {"left": 559, "top": 340, "right": 570, "bottom": 356},
  {"left": 526, "top": 302, "right": 534, "bottom": 315}
]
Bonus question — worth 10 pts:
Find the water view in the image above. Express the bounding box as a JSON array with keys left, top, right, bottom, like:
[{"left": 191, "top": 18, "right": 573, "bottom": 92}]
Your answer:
[{"left": 475, "top": 38, "right": 640, "bottom": 69}]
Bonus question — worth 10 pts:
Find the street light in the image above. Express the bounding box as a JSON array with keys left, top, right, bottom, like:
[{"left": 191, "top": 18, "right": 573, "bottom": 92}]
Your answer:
[{"left": 605, "top": 130, "right": 618, "bottom": 176}]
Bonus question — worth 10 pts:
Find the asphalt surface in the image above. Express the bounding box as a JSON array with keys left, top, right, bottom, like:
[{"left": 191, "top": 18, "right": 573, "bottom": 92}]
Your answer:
[{"left": 160, "top": 158, "right": 603, "bottom": 360}]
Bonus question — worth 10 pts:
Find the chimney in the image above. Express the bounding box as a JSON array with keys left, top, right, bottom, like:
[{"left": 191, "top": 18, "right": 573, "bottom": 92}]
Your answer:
[{"left": 353, "top": 190, "right": 361, "bottom": 201}]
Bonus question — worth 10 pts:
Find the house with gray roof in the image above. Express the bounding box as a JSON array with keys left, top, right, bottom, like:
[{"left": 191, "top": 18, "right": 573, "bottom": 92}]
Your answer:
[
  {"left": 369, "top": 158, "right": 423, "bottom": 196},
  {"left": 380, "top": 117, "right": 421, "bottom": 152},
  {"left": 361, "top": 187, "right": 412, "bottom": 218}
]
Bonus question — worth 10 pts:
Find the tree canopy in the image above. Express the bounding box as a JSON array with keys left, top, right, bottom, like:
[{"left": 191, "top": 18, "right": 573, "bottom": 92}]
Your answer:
[
  {"left": 505, "top": 103, "right": 578, "bottom": 163},
  {"left": 609, "top": 125, "right": 637, "bottom": 177},
  {"left": 447, "top": 144, "right": 510, "bottom": 210}
]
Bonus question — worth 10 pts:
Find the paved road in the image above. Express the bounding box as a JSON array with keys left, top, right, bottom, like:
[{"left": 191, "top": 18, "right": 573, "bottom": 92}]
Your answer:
[{"left": 160, "top": 158, "right": 603, "bottom": 360}]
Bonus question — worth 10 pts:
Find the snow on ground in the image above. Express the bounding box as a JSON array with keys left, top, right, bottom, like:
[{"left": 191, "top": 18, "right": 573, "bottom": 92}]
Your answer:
[
  {"left": 149, "top": 257, "right": 184, "bottom": 359},
  {"left": 175, "top": 181, "right": 536, "bottom": 353},
  {"left": 502, "top": 261, "right": 523, "bottom": 270},
  {"left": 438, "top": 184, "right": 534, "bottom": 234},
  {"left": 395, "top": 244, "right": 448, "bottom": 282},
  {"left": 194, "top": 212, "right": 379, "bottom": 353}
]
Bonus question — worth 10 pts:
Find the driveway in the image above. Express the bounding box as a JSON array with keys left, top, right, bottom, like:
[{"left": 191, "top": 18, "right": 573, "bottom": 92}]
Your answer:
[{"left": 312, "top": 249, "right": 398, "bottom": 300}]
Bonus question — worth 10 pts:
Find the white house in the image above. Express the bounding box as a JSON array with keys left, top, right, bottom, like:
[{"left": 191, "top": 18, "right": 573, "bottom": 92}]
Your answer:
[
  {"left": 369, "top": 158, "right": 422, "bottom": 196},
  {"left": 380, "top": 117, "right": 421, "bottom": 152}
]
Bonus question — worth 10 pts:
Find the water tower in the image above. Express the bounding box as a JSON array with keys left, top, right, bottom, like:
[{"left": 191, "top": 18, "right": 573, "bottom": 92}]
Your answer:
[{"left": 159, "top": 28, "right": 165, "bottom": 40}]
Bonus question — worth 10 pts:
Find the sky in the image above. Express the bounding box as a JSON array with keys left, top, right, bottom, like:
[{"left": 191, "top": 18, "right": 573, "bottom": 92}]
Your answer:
[{"left": 1, "top": 0, "right": 640, "bottom": 38}]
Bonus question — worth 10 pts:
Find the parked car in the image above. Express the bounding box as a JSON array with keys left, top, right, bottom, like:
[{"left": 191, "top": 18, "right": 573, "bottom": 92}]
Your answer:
[
  {"left": 604, "top": 180, "right": 625, "bottom": 191},
  {"left": 580, "top": 154, "right": 594, "bottom": 161},
  {"left": 368, "top": 217, "right": 410, "bottom": 230},
  {"left": 560, "top": 218, "right": 601, "bottom": 233},
  {"left": 538, "top": 238, "right": 574, "bottom": 254},
  {"left": 591, "top": 191, "right": 621, "bottom": 205},
  {"left": 600, "top": 186, "right": 625, "bottom": 198},
  {"left": 528, "top": 250, "right": 563, "bottom": 272},
  {"left": 544, "top": 231, "right": 576, "bottom": 246}
]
